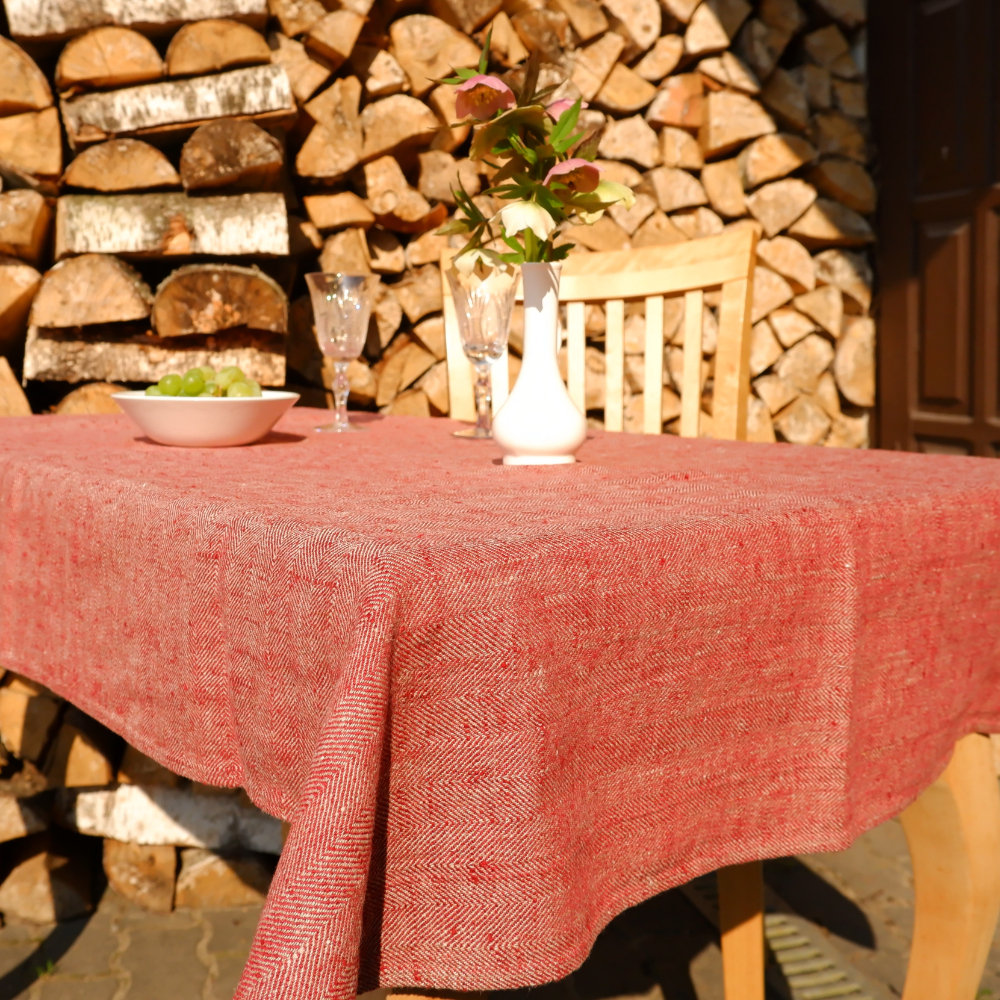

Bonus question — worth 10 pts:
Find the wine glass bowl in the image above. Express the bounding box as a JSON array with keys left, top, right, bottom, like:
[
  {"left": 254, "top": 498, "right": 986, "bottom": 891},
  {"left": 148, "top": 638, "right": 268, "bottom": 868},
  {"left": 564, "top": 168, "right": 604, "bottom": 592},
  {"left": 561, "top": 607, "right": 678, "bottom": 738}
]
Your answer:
[{"left": 305, "top": 272, "right": 377, "bottom": 433}]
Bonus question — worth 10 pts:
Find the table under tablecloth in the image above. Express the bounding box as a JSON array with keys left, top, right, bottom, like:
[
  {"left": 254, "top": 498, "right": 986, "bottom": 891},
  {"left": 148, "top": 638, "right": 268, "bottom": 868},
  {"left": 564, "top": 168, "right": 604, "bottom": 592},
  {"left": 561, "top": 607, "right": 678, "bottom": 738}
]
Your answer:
[{"left": 1, "top": 409, "right": 1000, "bottom": 1000}]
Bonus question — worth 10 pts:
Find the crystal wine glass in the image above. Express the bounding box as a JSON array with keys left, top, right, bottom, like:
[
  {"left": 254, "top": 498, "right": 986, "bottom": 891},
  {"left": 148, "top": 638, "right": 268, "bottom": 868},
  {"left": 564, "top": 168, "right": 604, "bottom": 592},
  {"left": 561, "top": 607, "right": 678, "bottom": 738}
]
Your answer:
[
  {"left": 446, "top": 259, "right": 519, "bottom": 439},
  {"left": 306, "top": 272, "right": 377, "bottom": 433}
]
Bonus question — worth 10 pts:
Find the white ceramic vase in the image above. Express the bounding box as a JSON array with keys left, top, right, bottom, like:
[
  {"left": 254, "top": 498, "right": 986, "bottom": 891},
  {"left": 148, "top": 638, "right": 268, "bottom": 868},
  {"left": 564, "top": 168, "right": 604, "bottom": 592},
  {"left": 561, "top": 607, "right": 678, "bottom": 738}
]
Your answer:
[{"left": 492, "top": 262, "right": 587, "bottom": 465}]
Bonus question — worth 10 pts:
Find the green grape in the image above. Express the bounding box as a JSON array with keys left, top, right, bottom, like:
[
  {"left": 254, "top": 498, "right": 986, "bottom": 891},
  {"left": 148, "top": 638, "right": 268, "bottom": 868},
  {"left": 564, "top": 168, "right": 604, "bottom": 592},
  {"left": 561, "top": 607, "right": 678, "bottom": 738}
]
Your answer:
[
  {"left": 145, "top": 385, "right": 163, "bottom": 396},
  {"left": 202, "top": 381, "right": 219, "bottom": 396},
  {"left": 181, "top": 369, "right": 205, "bottom": 396},
  {"left": 197, "top": 365, "right": 216, "bottom": 381},
  {"left": 158, "top": 373, "right": 182, "bottom": 396},
  {"left": 216, "top": 366, "right": 244, "bottom": 390},
  {"left": 245, "top": 379, "right": 262, "bottom": 397},
  {"left": 226, "top": 381, "right": 254, "bottom": 397}
]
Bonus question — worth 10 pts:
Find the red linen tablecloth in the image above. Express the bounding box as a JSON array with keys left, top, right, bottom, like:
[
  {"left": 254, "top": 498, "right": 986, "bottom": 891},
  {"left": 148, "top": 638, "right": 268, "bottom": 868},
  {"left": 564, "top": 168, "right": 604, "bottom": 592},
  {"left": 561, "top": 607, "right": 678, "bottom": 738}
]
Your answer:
[{"left": 2, "top": 409, "right": 1000, "bottom": 1000}]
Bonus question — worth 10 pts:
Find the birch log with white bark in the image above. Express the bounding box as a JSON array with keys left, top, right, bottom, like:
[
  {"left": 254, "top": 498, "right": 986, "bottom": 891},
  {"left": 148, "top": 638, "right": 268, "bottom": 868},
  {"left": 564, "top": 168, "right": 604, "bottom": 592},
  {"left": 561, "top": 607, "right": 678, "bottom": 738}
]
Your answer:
[
  {"left": 4, "top": 0, "right": 267, "bottom": 43},
  {"left": 60, "top": 64, "right": 294, "bottom": 148},
  {"left": 55, "top": 192, "right": 289, "bottom": 258}
]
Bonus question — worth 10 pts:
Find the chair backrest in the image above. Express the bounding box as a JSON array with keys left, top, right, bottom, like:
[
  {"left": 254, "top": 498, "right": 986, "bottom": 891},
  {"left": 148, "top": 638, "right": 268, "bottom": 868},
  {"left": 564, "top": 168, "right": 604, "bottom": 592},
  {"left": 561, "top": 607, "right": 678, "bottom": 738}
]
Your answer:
[{"left": 440, "top": 227, "right": 758, "bottom": 440}]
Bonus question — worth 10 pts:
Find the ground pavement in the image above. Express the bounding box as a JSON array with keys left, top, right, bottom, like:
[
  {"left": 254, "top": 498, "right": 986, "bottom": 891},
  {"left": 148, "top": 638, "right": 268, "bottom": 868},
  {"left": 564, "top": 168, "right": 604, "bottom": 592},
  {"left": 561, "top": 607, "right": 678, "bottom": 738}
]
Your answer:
[{"left": 1, "top": 818, "right": 999, "bottom": 1000}]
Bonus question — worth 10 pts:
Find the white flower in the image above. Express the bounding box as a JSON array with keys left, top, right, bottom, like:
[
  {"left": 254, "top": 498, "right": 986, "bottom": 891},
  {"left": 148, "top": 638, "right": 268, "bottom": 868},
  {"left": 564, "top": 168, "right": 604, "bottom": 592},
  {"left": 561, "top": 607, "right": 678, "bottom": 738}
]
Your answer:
[
  {"left": 450, "top": 247, "right": 515, "bottom": 294},
  {"left": 454, "top": 247, "right": 501, "bottom": 277},
  {"left": 499, "top": 200, "right": 557, "bottom": 241}
]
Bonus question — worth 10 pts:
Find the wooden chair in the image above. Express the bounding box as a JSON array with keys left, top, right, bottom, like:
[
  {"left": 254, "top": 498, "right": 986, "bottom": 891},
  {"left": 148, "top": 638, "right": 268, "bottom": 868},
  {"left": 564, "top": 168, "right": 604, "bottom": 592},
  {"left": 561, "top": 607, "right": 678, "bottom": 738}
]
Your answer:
[
  {"left": 438, "top": 233, "right": 1000, "bottom": 1000},
  {"left": 441, "top": 227, "right": 758, "bottom": 441}
]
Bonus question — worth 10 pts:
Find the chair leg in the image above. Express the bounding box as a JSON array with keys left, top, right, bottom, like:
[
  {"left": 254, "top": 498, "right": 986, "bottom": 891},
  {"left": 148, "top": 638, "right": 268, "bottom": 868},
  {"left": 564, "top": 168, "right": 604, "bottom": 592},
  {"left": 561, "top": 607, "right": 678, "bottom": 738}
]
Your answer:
[
  {"left": 900, "top": 732, "right": 1000, "bottom": 1000},
  {"left": 718, "top": 860, "right": 765, "bottom": 1000}
]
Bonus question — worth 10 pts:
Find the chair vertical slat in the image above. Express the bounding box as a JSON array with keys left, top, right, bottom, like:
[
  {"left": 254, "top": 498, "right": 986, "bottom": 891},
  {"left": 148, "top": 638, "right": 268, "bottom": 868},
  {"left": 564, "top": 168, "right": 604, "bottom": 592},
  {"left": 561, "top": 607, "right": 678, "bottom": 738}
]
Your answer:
[
  {"left": 643, "top": 295, "right": 664, "bottom": 434},
  {"left": 679, "top": 289, "right": 704, "bottom": 438},
  {"left": 713, "top": 277, "right": 753, "bottom": 441},
  {"left": 492, "top": 347, "right": 510, "bottom": 414},
  {"left": 442, "top": 283, "right": 476, "bottom": 423},
  {"left": 604, "top": 298, "right": 625, "bottom": 431},
  {"left": 566, "top": 300, "right": 587, "bottom": 414}
]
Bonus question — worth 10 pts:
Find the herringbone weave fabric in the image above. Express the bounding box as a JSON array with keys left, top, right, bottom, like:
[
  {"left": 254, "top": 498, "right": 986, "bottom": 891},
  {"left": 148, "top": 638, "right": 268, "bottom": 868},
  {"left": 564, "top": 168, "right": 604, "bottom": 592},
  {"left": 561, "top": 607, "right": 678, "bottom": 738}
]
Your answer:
[{"left": 2, "top": 410, "right": 1000, "bottom": 1000}]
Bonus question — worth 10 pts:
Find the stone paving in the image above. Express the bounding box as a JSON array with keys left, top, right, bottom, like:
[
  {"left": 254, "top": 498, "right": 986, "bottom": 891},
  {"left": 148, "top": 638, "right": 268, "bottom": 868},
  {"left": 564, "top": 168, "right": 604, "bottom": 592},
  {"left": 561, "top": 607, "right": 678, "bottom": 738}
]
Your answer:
[{"left": 2, "top": 817, "right": 1000, "bottom": 1000}]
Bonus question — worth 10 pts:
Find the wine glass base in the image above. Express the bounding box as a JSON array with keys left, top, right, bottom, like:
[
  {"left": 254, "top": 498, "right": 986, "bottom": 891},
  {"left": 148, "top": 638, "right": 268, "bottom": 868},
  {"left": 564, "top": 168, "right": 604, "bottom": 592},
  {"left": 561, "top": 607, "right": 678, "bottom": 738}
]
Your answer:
[
  {"left": 453, "top": 426, "right": 492, "bottom": 439},
  {"left": 315, "top": 423, "right": 365, "bottom": 433}
]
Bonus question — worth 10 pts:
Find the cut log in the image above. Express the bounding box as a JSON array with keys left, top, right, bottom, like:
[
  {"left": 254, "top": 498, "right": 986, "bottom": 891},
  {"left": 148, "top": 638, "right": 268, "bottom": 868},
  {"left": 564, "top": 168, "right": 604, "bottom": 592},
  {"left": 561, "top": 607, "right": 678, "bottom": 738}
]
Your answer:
[
  {"left": 834, "top": 316, "right": 874, "bottom": 406},
  {"left": 417, "top": 359, "right": 449, "bottom": 413},
  {"left": 305, "top": 11, "right": 365, "bottom": 72},
  {"left": 175, "top": 848, "right": 271, "bottom": 908},
  {"left": 0, "top": 109, "right": 63, "bottom": 180},
  {"left": 166, "top": 19, "right": 269, "bottom": 78},
  {"left": 768, "top": 306, "right": 816, "bottom": 348},
  {"left": 0, "top": 257, "right": 41, "bottom": 353},
  {"left": 268, "top": 0, "right": 325, "bottom": 36},
  {"left": 376, "top": 341, "right": 437, "bottom": 405},
  {"left": 60, "top": 64, "right": 295, "bottom": 149},
  {"left": 268, "top": 32, "right": 330, "bottom": 104},
  {"left": 701, "top": 159, "right": 745, "bottom": 218},
  {"left": 814, "top": 369, "right": 841, "bottom": 420},
  {"left": 753, "top": 372, "right": 798, "bottom": 414},
  {"left": 804, "top": 25, "right": 850, "bottom": 67},
  {"left": 104, "top": 840, "right": 176, "bottom": 914},
  {"left": 480, "top": 11, "right": 528, "bottom": 69},
  {"left": 642, "top": 166, "right": 708, "bottom": 213},
  {"left": 511, "top": 8, "right": 573, "bottom": 62},
  {"left": 4, "top": 0, "right": 269, "bottom": 44},
  {"left": 549, "top": 0, "right": 608, "bottom": 42},
  {"left": 670, "top": 205, "right": 724, "bottom": 238},
  {"left": 179, "top": 119, "right": 282, "bottom": 192},
  {"left": 633, "top": 34, "right": 684, "bottom": 82},
  {"left": 736, "top": 18, "right": 791, "bottom": 80},
  {"left": 645, "top": 72, "right": 704, "bottom": 128},
  {"left": 298, "top": 77, "right": 362, "bottom": 180},
  {"left": 23, "top": 325, "right": 286, "bottom": 385},
  {"left": 760, "top": 67, "right": 808, "bottom": 131},
  {"left": 303, "top": 192, "right": 375, "bottom": 232},
  {"left": 813, "top": 0, "right": 865, "bottom": 28},
  {"left": 429, "top": 0, "right": 504, "bottom": 34},
  {"left": 0, "top": 37, "right": 54, "bottom": 115},
  {"left": 118, "top": 745, "right": 182, "bottom": 787},
  {"left": 389, "top": 15, "right": 481, "bottom": 98},
  {"left": 55, "top": 192, "right": 289, "bottom": 258},
  {"left": 660, "top": 0, "right": 700, "bottom": 23},
  {"left": 367, "top": 229, "right": 406, "bottom": 273},
  {"left": 418, "top": 151, "right": 480, "bottom": 204},
  {"left": 631, "top": 209, "right": 689, "bottom": 246},
  {"left": 825, "top": 411, "right": 867, "bottom": 448},
  {"left": 774, "top": 394, "right": 831, "bottom": 445},
  {"left": 786, "top": 197, "right": 874, "bottom": 247},
  {"left": 749, "top": 317, "right": 782, "bottom": 376},
  {"left": 572, "top": 32, "right": 627, "bottom": 101},
  {"left": 698, "top": 51, "right": 760, "bottom": 94},
  {"left": 603, "top": 0, "right": 662, "bottom": 53},
  {"left": 0, "top": 190, "right": 52, "bottom": 265},
  {"left": 699, "top": 90, "right": 776, "bottom": 158},
  {"left": 56, "top": 27, "right": 163, "bottom": 91},
  {"left": 62, "top": 139, "right": 181, "bottom": 193},
  {"left": 774, "top": 332, "right": 834, "bottom": 391},
  {"left": 608, "top": 191, "right": 657, "bottom": 234},
  {"left": 798, "top": 64, "right": 832, "bottom": 110},
  {"left": 745, "top": 177, "right": 816, "bottom": 238},
  {"left": 684, "top": 0, "right": 752, "bottom": 56},
  {"left": 152, "top": 264, "right": 287, "bottom": 338},
  {"left": 406, "top": 230, "right": 450, "bottom": 268},
  {"left": 54, "top": 382, "right": 127, "bottom": 414},
  {"left": 737, "top": 132, "right": 816, "bottom": 188},
  {"left": 595, "top": 63, "right": 657, "bottom": 115},
  {"left": 0, "top": 837, "right": 91, "bottom": 924},
  {"left": 350, "top": 46, "right": 410, "bottom": 99},
  {"left": 808, "top": 158, "right": 875, "bottom": 214},
  {"left": 319, "top": 228, "right": 371, "bottom": 275},
  {"left": 363, "top": 156, "right": 441, "bottom": 233},
  {"left": 0, "top": 796, "right": 48, "bottom": 842},
  {"left": 427, "top": 84, "right": 470, "bottom": 154},
  {"left": 832, "top": 79, "right": 866, "bottom": 118},
  {"left": 813, "top": 248, "right": 871, "bottom": 312},
  {"left": 31, "top": 254, "right": 152, "bottom": 328},
  {"left": 751, "top": 264, "right": 793, "bottom": 323},
  {"left": 0, "top": 357, "right": 31, "bottom": 417},
  {"left": 394, "top": 264, "right": 443, "bottom": 323},
  {"left": 45, "top": 716, "right": 116, "bottom": 788},
  {"left": 0, "top": 683, "right": 61, "bottom": 762},
  {"left": 810, "top": 111, "right": 867, "bottom": 162},
  {"left": 564, "top": 215, "right": 631, "bottom": 251},
  {"left": 598, "top": 115, "right": 661, "bottom": 169},
  {"left": 756, "top": 235, "right": 814, "bottom": 292},
  {"left": 659, "top": 127, "right": 704, "bottom": 169},
  {"left": 793, "top": 285, "right": 842, "bottom": 338},
  {"left": 360, "top": 94, "right": 442, "bottom": 161}
]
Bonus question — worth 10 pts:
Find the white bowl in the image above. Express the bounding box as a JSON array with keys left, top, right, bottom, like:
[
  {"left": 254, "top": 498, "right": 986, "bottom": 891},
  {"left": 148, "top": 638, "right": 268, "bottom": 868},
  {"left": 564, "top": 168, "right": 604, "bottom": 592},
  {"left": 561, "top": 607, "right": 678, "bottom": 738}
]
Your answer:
[{"left": 114, "top": 390, "right": 300, "bottom": 447}]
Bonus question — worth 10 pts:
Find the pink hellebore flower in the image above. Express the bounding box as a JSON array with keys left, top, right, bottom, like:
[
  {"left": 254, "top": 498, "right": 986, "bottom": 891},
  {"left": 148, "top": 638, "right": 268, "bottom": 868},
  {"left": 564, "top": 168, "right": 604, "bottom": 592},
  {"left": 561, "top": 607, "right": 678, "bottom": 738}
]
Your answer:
[
  {"left": 544, "top": 158, "right": 603, "bottom": 194},
  {"left": 455, "top": 75, "right": 516, "bottom": 120},
  {"left": 546, "top": 99, "right": 588, "bottom": 120}
]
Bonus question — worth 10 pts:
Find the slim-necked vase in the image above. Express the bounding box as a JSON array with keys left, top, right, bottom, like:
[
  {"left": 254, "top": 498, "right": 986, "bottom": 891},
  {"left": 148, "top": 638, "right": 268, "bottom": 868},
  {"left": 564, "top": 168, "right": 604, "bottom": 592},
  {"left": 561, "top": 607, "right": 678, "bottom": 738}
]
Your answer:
[{"left": 492, "top": 261, "right": 587, "bottom": 465}]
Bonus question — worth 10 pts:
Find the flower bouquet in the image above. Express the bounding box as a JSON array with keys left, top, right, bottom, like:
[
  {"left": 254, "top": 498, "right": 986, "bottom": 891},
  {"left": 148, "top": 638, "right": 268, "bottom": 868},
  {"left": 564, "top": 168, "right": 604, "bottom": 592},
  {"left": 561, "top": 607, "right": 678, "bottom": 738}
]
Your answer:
[{"left": 437, "top": 41, "right": 636, "bottom": 464}]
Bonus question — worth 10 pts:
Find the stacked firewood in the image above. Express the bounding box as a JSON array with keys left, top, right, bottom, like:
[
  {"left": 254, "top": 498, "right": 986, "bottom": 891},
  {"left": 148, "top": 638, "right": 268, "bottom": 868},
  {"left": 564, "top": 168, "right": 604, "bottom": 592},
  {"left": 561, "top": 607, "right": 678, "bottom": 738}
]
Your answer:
[
  {"left": 0, "top": 0, "right": 874, "bottom": 445},
  {"left": 0, "top": 670, "right": 280, "bottom": 921}
]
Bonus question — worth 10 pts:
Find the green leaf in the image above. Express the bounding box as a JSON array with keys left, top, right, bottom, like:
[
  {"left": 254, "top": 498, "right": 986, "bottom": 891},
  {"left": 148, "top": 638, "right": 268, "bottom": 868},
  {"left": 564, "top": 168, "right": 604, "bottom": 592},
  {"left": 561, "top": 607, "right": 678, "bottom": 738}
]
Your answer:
[
  {"left": 469, "top": 105, "right": 549, "bottom": 160},
  {"left": 479, "top": 29, "right": 491, "bottom": 74},
  {"left": 455, "top": 67, "right": 478, "bottom": 79},
  {"left": 508, "top": 133, "right": 538, "bottom": 164},
  {"left": 550, "top": 97, "right": 581, "bottom": 147},
  {"left": 549, "top": 241, "right": 574, "bottom": 260},
  {"left": 437, "top": 218, "right": 473, "bottom": 235},
  {"left": 573, "top": 130, "right": 601, "bottom": 161},
  {"left": 552, "top": 130, "right": 584, "bottom": 154}
]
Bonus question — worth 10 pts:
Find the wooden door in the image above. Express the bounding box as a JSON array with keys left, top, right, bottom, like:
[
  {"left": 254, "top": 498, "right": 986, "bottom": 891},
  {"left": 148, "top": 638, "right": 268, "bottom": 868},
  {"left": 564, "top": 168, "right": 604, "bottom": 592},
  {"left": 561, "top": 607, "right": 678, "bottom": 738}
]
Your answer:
[{"left": 869, "top": 0, "right": 1000, "bottom": 454}]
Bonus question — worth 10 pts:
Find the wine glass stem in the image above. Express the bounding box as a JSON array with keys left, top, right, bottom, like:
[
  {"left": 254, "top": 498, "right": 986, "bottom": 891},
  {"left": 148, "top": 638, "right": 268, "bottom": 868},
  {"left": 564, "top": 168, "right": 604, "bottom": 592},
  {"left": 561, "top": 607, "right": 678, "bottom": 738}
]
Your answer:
[
  {"left": 333, "top": 360, "right": 351, "bottom": 430},
  {"left": 473, "top": 362, "right": 492, "bottom": 436}
]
